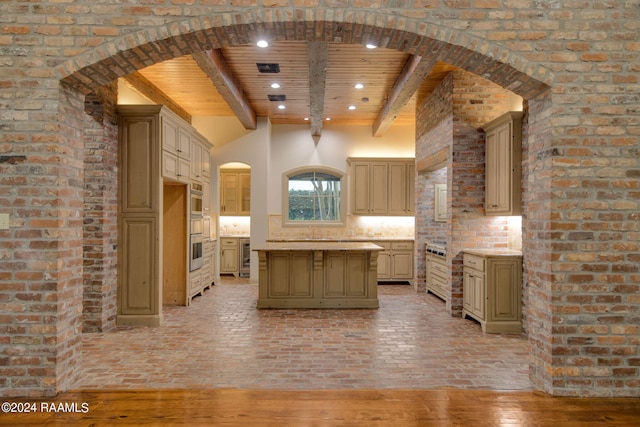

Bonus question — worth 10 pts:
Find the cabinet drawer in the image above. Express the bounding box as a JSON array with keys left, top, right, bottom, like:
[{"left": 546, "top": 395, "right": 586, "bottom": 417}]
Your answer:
[
  {"left": 391, "top": 241, "right": 413, "bottom": 250},
  {"left": 220, "top": 238, "right": 238, "bottom": 246},
  {"left": 463, "top": 253, "right": 485, "bottom": 272},
  {"left": 431, "top": 274, "right": 447, "bottom": 293},
  {"left": 376, "top": 241, "right": 392, "bottom": 250},
  {"left": 430, "top": 259, "right": 448, "bottom": 277}
]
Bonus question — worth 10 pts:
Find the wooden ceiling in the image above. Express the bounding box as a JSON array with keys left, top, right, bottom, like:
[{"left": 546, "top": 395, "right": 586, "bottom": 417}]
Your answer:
[{"left": 132, "top": 41, "right": 458, "bottom": 137}]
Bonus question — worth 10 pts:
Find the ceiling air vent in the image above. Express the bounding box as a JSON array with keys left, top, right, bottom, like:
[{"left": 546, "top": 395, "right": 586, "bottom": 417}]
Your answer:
[
  {"left": 256, "top": 63, "right": 280, "bottom": 73},
  {"left": 268, "top": 94, "right": 286, "bottom": 102}
]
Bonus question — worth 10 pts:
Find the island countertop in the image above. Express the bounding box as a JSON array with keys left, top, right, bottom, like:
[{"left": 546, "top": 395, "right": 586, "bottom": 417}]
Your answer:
[{"left": 253, "top": 241, "right": 384, "bottom": 252}]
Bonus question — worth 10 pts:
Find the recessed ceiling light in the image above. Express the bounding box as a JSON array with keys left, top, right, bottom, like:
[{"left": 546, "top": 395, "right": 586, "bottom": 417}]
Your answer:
[
  {"left": 278, "top": 105, "right": 286, "bottom": 110},
  {"left": 304, "top": 117, "right": 309, "bottom": 121},
  {"left": 257, "top": 40, "right": 269, "bottom": 48},
  {"left": 325, "top": 117, "right": 331, "bottom": 121},
  {"left": 365, "top": 43, "right": 377, "bottom": 49},
  {"left": 348, "top": 105, "right": 356, "bottom": 110},
  {"left": 354, "top": 83, "right": 364, "bottom": 89},
  {"left": 271, "top": 83, "right": 281, "bottom": 89}
]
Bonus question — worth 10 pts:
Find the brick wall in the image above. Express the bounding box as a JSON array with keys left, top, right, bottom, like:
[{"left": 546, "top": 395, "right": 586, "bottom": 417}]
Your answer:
[
  {"left": 83, "top": 82, "right": 119, "bottom": 333},
  {"left": 1, "top": 1, "right": 638, "bottom": 397},
  {"left": 416, "top": 70, "right": 520, "bottom": 316}
]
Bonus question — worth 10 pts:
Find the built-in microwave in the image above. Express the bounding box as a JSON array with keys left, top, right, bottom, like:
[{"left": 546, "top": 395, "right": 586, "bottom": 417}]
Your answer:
[{"left": 191, "top": 182, "right": 203, "bottom": 216}]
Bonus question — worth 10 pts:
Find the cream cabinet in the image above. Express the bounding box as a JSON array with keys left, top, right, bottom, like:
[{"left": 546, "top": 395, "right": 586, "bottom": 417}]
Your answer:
[
  {"left": 434, "top": 183, "right": 447, "bottom": 222},
  {"left": 220, "top": 237, "right": 239, "bottom": 275},
  {"left": 426, "top": 253, "right": 447, "bottom": 301},
  {"left": 377, "top": 241, "right": 414, "bottom": 283},
  {"left": 190, "top": 137, "right": 211, "bottom": 183},
  {"left": 348, "top": 158, "right": 415, "bottom": 216},
  {"left": 462, "top": 250, "right": 523, "bottom": 333},
  {"left": 255, "top": 243, "right": 381, "bottom": 308},
  {"left": 161, "top": 117, "right": 191, "bottom": 184},
  {"left": 484, "top": 112, "right": 523, "bottom": 216},
  {"left": 117, "top": 105, "right": 214, "bottom": 325},
  {"left": 220, "top": 169, "right": 251, "bottom": 216}
]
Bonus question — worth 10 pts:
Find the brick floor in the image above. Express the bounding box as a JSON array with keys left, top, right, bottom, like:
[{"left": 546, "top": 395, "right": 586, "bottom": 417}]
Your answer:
[{"left": 80, "top": 280, "right": 531, "bottom": 390}]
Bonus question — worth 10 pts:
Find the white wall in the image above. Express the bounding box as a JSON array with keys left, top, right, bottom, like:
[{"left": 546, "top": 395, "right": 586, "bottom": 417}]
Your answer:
[
  {"left": 210, "top": 118, "right": 415, "bottom": 279},
  {"left": 268, "top": 123, "right": 415, "bottom": 212}
]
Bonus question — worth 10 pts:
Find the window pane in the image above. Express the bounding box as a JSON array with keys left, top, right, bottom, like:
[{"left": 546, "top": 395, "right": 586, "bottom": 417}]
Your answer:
[{"left": 288, "top": 171, "right": 341, "bottom": 222}]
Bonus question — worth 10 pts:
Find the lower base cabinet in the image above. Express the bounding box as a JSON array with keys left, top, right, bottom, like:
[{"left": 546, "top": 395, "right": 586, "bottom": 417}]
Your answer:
[
  {"left": 462, "top": 251, "right": 523, "bottom": 333},
  {"left": 426, "top": 253, "right": 447, "bottom": 302},
  {"left": 377, "top": 240, "right": 414, "bottom": 284}
]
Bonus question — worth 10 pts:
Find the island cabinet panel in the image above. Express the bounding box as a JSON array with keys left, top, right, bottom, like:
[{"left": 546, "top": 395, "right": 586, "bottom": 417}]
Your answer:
[
  {"left": 255, "top": 242, "right": 381, "bottom": 309},
  {"left": 268, "top": 252, "right": 313, "bottom": 298},
  {"left": 324, "top": 252, "right": 367, "bottom": 298}
]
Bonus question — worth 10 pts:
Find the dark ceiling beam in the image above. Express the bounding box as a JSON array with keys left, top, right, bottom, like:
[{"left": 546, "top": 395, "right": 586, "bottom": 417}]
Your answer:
[
  {"left": 372, "top": 55, "right": 437, "bottom": 137},
  {"left": 308, "top": 41, "right": 329, "bottom": 142},
  {"left": 192, "top": 50, "right": 257, "bottom": 130},
  {"left": 123, "top": 72, "right": 192, "bottom": 124}
]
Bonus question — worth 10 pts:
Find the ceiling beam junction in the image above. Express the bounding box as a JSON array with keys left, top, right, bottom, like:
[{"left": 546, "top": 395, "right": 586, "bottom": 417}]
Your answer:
[
  {"left": 308, "top": 41, "right": 329, "bottom": 142},
  {"left": 123, "top": 72, "right": 192, "bottom": 124},
  {"left": 372, "top": 55, "right": 437, "bottom": 137},
  {"left": 192, "top": 50, "right": 257, "bottom": 130}
]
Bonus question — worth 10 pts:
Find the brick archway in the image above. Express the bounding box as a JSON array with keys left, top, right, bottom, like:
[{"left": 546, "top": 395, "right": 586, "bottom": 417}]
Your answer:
[{"left": 66, "top": 16, "right": 555, "bottom": 396}]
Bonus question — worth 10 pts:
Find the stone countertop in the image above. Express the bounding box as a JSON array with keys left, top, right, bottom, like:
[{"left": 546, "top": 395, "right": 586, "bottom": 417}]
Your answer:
[
  {"left": 253, "top": 241, "right": 385, "bottom": 251},
  {"left": 267, "top": 237, "right": 413, "bottom": 242},
  {"left": 220, "top": 235, "right": 250, "bottom": 238},
  {"left": 463, "top": 248, "right": 523, "bottom": 257}
]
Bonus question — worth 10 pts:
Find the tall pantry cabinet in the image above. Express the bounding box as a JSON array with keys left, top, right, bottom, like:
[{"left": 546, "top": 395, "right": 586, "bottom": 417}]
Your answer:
[{"left": 117, "top": 105, "right": 213, "bottom": 327}]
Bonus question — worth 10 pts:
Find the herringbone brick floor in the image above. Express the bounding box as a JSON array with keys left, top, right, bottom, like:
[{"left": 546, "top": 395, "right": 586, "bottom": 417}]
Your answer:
[{"left": 80, "top": 280, "right": 530, "bottom": 390}]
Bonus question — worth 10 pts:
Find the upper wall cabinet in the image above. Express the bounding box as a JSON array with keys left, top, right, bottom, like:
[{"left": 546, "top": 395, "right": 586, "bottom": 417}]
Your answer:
[
  {"left": 483, "top": 112, "right": 523, "bottom": 216},
  {"left": 220, "top": 169, "right": 251, "bottom": 216},
  {"left": 348, "top": 158, "right": 415, "bottom": 216}
]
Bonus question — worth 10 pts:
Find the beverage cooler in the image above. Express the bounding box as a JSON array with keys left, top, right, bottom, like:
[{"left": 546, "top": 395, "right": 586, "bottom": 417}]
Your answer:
[{"left": 239, "top": 238, "right": 250, "bottom": 277}]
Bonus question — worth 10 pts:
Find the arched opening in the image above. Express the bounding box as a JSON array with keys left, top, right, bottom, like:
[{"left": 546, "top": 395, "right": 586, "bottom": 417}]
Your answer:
[{"left": 66, "top": 16, "right": 552, "bottom": 395}]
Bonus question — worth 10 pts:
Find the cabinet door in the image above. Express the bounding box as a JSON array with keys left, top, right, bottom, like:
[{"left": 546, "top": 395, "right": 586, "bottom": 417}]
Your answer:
[
  {"left": 485, "top": 123, "right": 511, "bottom": 214},
  {"left": 377, "top": 251, "right": 391, "bottom": 279},
  {"left": 177, "top": 127, "right": 191, "bottom": 159},
  {"left": 161, "top": 116, "right": 179, "bottom": 154},
  {"left": 463, "top": 269, "right": 474, "bottom": 312},
  {"left": 201, "top": 144, "right": 211, "bottom": 178},
  {"left": 220, "top": 244, "right": 238, "bottom": 273},
  {"left": 388, "top": 163, "right": 407, "bottom": 215},
  {"left": 488, "top": 260, "right": 521, "bottom": 322},
  {"left": 119, "top": 217, "right": 157, "bottom": 315},
  {"left": 472, "top": 273, "right": 485, "bottom": 319},
  {"left": 202, "top": 178, "right": 210, "bottom": 213},
  {"left": 435, "top": 183, "right": 447, "bottom": 222},
  {"left": 190, "top": 140, "right": 202, "bottom": 182},
  {"left": 221, "top": 172, "right": 239, "bottom": 214},
  {"left": 391, "top": 251, "right": 413, "bottom": 279},
  {"left": 369, "top": 162, "right": 388, "bottom": 214},
  {"left": 406, "top": 163, "right": 415, "bottom": 215},
  {"left": 351, "top": 162, "right": 371, "bottom": 214},
  {"left": 239, "top": 172, "right": 251, "bottom": 215},
  {"left": 120, "top": 117, "right": 158, "bottom": 213}
]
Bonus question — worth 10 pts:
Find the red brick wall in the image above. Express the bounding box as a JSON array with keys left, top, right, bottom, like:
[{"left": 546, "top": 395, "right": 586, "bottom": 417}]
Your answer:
[
  {"left": 1, "top": 1, "right": 638, "bottom": 398},
  {"left": 83, "top": 82, "right": 119, "bottom": 333},
  {"left": 416, "top": 70, "right": 521, "bottom": 315}
]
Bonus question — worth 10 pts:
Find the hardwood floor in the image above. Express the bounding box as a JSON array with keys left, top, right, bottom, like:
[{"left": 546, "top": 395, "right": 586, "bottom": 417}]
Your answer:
[{"left": 2, "top": 389, "right": 639, "bottom": 426}]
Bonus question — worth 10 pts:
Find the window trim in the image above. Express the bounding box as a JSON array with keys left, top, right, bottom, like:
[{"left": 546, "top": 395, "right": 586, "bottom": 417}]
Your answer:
[{"left": 282, "top": 166, "right": 346, "bottom": 227}]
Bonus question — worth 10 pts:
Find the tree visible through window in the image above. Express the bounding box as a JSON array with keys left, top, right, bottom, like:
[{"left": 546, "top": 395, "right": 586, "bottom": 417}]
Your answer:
[{"left": 288, "top": 171, "right": 341, "bottom": 222}]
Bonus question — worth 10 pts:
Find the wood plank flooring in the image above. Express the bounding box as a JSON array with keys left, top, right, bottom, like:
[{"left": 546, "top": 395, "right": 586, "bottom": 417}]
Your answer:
[{"left": 2, "top": 389, "right": 639, "bottom": 426}]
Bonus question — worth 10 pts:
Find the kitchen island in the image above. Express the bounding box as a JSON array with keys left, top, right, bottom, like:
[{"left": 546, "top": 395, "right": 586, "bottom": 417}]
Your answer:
[{"left": 253, "top": 241, "right": 383, "bottom": 308}]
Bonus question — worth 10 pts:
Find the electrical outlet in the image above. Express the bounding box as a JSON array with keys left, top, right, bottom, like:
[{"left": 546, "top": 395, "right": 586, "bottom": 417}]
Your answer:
[{"left": 0, "top": 213, "right": 9, "bottom": 230}]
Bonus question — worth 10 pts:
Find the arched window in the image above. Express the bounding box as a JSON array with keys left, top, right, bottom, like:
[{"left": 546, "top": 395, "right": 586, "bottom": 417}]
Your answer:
[{"left": 283, "top": 167, "right": 345, "bottom": 225}]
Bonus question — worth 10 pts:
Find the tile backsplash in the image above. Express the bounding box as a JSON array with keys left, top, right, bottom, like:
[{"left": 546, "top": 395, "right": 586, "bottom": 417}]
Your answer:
[{"left": 268, "top": 215, "right": 415, "bottom": 240}]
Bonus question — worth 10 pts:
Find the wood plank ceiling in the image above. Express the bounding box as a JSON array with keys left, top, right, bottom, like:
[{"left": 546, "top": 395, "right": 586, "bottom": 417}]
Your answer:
[{"left": 132, "top": 41, "right": 458, "bottom": 138}]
